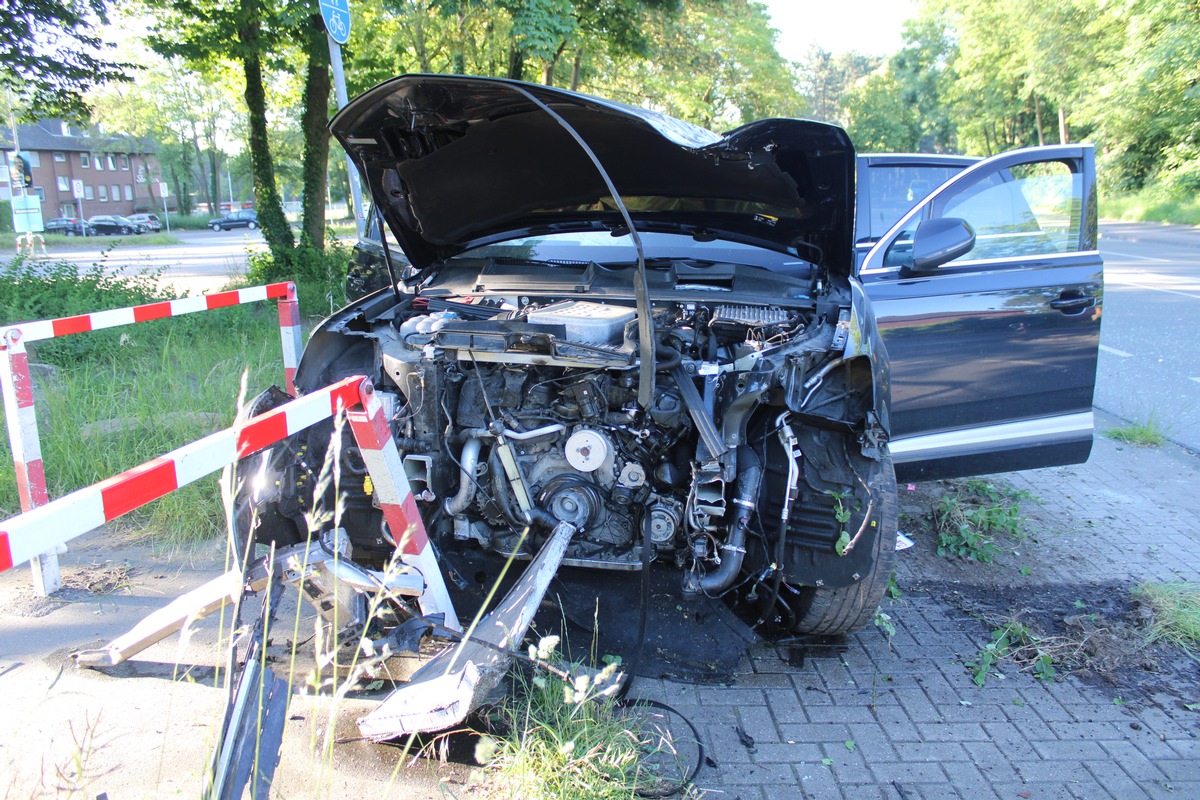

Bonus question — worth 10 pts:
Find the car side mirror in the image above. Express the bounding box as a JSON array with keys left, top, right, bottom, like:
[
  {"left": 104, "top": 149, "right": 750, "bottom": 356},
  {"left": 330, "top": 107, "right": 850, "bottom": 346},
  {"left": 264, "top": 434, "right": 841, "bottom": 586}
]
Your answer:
[{"left": 909, "top": 217, "right": 975, "bottom": 272}]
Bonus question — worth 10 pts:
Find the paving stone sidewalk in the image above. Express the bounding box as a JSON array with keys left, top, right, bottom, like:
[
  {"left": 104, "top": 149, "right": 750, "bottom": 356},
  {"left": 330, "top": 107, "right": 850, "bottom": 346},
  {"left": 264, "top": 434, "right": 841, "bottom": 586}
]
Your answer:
[{"left": 633, "top": 410, "right": 1200, "bottom": 800}]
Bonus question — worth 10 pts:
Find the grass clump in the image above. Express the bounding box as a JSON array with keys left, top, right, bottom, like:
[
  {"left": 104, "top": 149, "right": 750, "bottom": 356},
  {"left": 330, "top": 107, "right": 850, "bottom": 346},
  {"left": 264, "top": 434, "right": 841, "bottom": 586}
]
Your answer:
[
  {"left": 933, "top": 480, "right": 1030, "bottom": 563},
  {"left": 1135, "top": 582, "right": 1200, "bottom": 659},
  {"left": 966, "top": 619, "right": 1058, "bottom": 686},
  {"left": 476, "top": 637, "right": 695, "bottom": 800},
  {"left": 1106, "top": 415, "right": 1168, "bottom": 448}
]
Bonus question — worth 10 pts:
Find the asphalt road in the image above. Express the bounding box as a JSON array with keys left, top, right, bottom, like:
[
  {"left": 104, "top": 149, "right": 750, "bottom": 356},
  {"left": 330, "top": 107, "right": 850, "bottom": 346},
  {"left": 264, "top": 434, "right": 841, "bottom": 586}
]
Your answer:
[
  {"left": 36, "top": 220, "right": 1200, "bottom": 451},
  {"left": 1097, "top": 222, "right": 1200, "bottom": 452},
  {"left": 46, "top": 227, "right": 269, "bottom": 295}
]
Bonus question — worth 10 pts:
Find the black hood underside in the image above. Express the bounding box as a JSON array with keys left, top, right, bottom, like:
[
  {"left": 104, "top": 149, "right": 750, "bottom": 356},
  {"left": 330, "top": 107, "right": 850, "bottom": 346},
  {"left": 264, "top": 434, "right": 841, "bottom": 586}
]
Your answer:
[{"left": 330, "top": 75, "right": 856, "bottom": 276}]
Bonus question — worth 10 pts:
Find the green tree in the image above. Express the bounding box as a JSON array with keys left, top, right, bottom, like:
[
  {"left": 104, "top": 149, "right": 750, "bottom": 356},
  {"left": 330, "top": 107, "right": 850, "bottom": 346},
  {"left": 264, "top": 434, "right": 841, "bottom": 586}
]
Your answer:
[
  {"left": 0, "top": 1, "right": 130, "bottom": 120},
  {"left": 842, "top": 67, "right": 921, "bottom": 151},
  {"left": 595, "top": 0, "right": 802, "bottom": 129},
  {"left": 797, "top": 47, "right": 879, "bottom": 126}
]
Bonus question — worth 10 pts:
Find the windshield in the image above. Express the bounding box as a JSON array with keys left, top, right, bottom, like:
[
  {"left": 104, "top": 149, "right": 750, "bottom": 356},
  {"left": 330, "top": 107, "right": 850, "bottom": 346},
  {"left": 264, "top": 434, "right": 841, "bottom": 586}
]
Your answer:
[{"left": 455, "top": 231, "right": 816, "bottom": 273}]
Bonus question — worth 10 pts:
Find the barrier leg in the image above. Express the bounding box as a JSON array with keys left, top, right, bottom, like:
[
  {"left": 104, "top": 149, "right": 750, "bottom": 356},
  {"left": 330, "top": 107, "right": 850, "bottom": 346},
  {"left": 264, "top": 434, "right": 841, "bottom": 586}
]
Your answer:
[
  {"left": 275, "top": 282, "right": 302, "bottom": 396},
  {"left": 343, "top": 379, "right": 460, "bottom": 632},
  {"left": 0, "top": 328, "right": 59, "bottom": 594}
]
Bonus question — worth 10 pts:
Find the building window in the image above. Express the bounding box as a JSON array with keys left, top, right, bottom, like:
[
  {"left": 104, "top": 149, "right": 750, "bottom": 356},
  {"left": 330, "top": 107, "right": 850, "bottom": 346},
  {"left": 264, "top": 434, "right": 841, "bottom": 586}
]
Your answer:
[
  {"left": 106, "top": 155, "right": 116, "bottom": 170},
  {"left": 84, "top": 185, "right": 94, "bottom": 200},
  {"left": 60, "top": 121, "right": 71, "bottom": 136},
  {"left": 124, "top": 184, "right": 133, "bottom": 201},
  {"left": 119, "top": 154, "right": 130, "bottom": 170},
  {"left": 80, "top": 153, "right": 90, "bottom": 168},
  {"left": 24, "top": 152, "right": 41, "bottom": 168},
  {"left": 111, "top": 183, "right": 120, "bottom": 202},
  {"left": 57, "top": 176, "right": 69, "bottom": 191},
  {"left": 98, "top": 185, "right": 108, "bottom": 202},
  {"left": 53, "top": 151, "right": 66, "bottom": 162},
  {"left": 33, "top": 187, "right": 45, "bottom": 201}
]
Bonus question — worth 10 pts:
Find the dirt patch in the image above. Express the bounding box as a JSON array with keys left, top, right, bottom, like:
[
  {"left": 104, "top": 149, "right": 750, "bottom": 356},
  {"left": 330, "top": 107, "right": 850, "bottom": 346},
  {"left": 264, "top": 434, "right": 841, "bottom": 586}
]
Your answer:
[{"left": 895, "top": 478, "right": 1200, "bottom": 706}]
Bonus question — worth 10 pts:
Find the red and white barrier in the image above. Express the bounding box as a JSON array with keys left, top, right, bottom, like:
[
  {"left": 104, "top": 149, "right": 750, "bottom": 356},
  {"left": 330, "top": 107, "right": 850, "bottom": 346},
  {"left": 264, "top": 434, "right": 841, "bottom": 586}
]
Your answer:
[
  {"left": 0, "top": 375, "right": 459, "bottom": 629},
  {"left": 0, "top": 282, "right": 303, "bottom": 594}
]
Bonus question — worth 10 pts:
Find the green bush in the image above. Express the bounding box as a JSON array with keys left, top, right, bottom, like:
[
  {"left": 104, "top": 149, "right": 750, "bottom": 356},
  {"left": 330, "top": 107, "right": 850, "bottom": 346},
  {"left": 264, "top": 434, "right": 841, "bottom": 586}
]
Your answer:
[
  {"left": 166, "top": 213, "right": 217, "bottom": 231},
  {"left": 0, "top": 260, "right": 172, "bottom": 365},
  {"left": 0, "top": 200, "right": 12, "bottom": 233},
  {"left": 246, "top": 237, "right": 351, "bottom": 316}
]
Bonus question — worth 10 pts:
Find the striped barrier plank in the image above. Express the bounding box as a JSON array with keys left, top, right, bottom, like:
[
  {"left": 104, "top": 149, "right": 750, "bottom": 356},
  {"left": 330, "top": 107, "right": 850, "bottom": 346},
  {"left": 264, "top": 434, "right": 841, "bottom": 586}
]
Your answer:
[
  {"left": 0, "top": 375, "right": 459, "bottom": 629},
  {"left": 0, "top": 282, "right": 304, "bottom": 594}
]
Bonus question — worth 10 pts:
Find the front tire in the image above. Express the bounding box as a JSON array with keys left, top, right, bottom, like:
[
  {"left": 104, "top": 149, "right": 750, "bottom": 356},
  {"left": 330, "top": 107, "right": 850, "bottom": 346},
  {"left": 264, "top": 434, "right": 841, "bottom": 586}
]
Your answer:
[
  {"left": 790, "top": 457, "right": 897, "bottom": 635},
  {"left": 210, "top": 223, "right": 221, "bottom": 231},
  {"left": 247, "top": 221, "right": 257, "bottom": 230}
]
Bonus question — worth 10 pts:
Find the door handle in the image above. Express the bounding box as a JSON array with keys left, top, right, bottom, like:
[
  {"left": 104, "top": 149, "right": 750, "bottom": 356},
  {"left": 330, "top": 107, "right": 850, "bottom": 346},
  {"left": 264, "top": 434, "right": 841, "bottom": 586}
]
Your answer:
[{"left": 1048, "top": 294, "right": 1095, "bottom": 314}]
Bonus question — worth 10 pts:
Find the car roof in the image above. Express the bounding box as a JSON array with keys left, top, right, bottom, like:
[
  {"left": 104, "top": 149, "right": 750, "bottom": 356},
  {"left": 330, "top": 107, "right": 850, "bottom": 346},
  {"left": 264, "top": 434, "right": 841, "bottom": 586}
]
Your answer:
[{"left": 857, "top": 153, "right": 980, "bottom": 167}]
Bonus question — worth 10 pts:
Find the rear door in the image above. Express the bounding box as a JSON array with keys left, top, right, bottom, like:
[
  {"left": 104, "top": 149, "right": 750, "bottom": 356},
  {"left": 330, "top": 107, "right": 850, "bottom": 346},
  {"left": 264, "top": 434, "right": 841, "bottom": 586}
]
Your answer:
[{"left": 859, "top": 145, "right": 1102, "bottom": 480}]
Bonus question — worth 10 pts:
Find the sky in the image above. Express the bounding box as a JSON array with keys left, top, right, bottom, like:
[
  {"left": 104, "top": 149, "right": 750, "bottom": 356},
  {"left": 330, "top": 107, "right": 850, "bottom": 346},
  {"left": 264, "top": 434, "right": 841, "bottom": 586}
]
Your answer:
[{"left": 760, "top": 0, "right": 919, "bottom": 60}]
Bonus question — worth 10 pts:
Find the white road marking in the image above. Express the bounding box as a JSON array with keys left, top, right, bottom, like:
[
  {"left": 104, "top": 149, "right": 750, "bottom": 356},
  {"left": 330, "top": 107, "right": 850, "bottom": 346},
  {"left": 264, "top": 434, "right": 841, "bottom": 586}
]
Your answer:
[
  {"left": 1107, "top": 277, "right": 1200, "bottom": 301},
  {"left": 1100, "top": 344, "right": 1134, "bottom": 358},
  {"left": 1100, "top": 246, "right": 1169, "bottom": 263}
]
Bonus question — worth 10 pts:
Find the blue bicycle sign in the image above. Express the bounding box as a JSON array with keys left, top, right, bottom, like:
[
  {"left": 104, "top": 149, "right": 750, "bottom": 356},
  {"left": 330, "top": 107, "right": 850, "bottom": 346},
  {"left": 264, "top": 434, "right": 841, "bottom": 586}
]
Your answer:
[{"left": 320, "top": 0, "right": 351, "bottom": 45}]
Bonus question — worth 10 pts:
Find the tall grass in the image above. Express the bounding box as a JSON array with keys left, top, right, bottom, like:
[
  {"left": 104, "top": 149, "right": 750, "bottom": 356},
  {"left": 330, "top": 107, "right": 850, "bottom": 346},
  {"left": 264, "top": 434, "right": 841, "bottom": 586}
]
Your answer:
[
  {"left": 0, "top": 259, "right": 290, "bottom": 543},
  {"left": 1101, "top": 189, "right": 1200, "bottom": 226},
  {"left": 1135, "top": 581, "right": 1200, "bottom": 660}
]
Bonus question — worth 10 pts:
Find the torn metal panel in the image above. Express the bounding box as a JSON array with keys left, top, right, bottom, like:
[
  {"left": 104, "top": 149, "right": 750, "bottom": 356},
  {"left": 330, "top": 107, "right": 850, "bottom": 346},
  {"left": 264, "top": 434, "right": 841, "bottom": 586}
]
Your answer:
[
  {"left": 75, "top": 542, "right": 425, "bottom": 669},
  {"left": 358, "top": 521, "right": 577, "bottom": 740}
]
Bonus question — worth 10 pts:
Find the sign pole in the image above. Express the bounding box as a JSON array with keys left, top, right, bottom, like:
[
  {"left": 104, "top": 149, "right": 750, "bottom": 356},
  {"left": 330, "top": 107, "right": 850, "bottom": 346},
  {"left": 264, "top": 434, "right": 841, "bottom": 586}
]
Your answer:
[
  {"left": 72, "top": 179, "right": 86, "bottom": 237},
  {"left": 160, "top": 182, "right": 171, "bottom": 234},
  {"left": 320, "top": 0, "right": 365, "bottom": 238},
  {"left": 328, "top": 38, "right": 365, "bottom": 238}
]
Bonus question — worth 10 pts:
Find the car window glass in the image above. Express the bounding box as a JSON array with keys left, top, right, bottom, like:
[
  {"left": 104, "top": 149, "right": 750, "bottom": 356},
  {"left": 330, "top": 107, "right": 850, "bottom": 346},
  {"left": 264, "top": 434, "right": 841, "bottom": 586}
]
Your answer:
[
  {"left": 882, "top": 160, "right": 1081, "bottom": 269},
  {"left": 862, "top": 165, "right": 967, "bottom": 241},
  {"left": 941, "top": 161, "right": 1081, "bottom": 263}
]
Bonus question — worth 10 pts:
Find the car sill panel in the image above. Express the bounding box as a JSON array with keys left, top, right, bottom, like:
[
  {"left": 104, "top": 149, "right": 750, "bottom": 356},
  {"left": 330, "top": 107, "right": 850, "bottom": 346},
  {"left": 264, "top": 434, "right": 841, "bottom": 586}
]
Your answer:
[{"left": 888, "top": 412, "right": 1094, "bottom": 463}]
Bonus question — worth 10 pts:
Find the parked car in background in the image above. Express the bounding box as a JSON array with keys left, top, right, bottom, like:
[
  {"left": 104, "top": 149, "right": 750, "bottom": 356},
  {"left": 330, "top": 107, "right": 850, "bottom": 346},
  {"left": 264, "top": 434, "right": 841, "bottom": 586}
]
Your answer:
[
  {"left": 87, "top": 215, "right": 146, "bottom": 235},
  {"left": 208, "top": 210, "right": 258, "bottom": 231},
  {"left": 44, "top": 217, "right": 92, "bottom": 236},
  {"left": 127, "top": 213, "right": 163, "bottom": 232}
]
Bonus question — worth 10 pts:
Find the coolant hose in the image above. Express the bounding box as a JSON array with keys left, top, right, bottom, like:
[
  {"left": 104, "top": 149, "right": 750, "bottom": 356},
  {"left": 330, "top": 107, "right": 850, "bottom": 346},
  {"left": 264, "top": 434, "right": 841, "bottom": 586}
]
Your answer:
[
  {"left": 685, "top": 446, "right": 763, "bottom": 595},
  {"left": 444, "top": 437, "right": 483, "bottom": 516}
]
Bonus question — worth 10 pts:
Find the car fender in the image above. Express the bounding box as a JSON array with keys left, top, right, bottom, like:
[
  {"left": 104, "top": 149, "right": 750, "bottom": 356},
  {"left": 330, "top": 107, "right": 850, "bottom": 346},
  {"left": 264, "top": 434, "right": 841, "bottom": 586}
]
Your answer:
[{"left": 843, "top": 278, "right": 891, "bottom": 450}]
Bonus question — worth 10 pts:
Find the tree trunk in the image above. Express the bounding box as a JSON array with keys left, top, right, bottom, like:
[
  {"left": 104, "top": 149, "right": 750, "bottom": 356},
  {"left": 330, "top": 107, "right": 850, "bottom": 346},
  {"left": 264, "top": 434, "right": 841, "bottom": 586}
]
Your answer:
[
  {"left": 570, "top": 54, "right": 581, "bottom": 91},
  {"left": 239, "top": 0, "right": 294, "bottom": 269},
  {"left": 1033, "top": 94, "right": 1044, "bottom": 147},
  {"left": 300, "top": 16, "right": 332, "bottom": 250},
  {"left": 507, "top": 46, "right": 524, "bottom": 80},
  {"left": 1058, "top": 106, "right": 1068, "bottom": 144},
  {"left": 208, "top": 149, "right": 220, "bottom": 213}
]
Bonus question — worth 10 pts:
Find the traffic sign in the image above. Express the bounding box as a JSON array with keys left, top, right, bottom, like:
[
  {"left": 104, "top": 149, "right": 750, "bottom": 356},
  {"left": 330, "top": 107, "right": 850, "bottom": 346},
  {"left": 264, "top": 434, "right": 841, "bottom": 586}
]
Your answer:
[
  {"left": 72, "top": 179, "right": 84, "bottom": 200},
  {"left": 320, "top": 0, "right": 351, "bottom": 45},
  {"left": 159, "top": 181, "right": 169, "bottom": 197}
]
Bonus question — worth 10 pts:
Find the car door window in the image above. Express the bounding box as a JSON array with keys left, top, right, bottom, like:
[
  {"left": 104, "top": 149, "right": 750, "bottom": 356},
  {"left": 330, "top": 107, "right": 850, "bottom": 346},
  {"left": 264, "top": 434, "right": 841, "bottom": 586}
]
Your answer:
[{"left": 880, "top": 159, "right": 1083, "bottom": 269}]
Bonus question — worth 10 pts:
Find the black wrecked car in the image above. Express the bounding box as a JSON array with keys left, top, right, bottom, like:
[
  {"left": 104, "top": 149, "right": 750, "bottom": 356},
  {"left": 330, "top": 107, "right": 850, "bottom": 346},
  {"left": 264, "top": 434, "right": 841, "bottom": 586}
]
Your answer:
[{"left": 234, "top": 76, "right": 1102, "bottom": 725}]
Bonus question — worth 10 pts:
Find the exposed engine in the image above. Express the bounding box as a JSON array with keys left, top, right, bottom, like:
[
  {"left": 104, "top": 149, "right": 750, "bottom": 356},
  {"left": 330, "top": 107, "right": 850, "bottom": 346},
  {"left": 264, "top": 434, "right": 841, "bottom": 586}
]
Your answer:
[{"left": 240, "top": 286, "right": 893, "bottom": 633}]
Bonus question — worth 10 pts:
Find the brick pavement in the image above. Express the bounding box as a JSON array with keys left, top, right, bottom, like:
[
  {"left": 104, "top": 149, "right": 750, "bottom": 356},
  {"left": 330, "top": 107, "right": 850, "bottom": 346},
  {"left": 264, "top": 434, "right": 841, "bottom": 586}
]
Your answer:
[{"left": 633, "top": 410, "right": 1200, "bottom": 800}]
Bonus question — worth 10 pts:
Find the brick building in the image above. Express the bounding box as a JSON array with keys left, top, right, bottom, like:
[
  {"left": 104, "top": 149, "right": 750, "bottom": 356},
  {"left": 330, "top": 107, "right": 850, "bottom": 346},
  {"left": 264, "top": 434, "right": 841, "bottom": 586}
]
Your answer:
[{"left": 1, "top": 120, "right": 163, "bottom": 222}]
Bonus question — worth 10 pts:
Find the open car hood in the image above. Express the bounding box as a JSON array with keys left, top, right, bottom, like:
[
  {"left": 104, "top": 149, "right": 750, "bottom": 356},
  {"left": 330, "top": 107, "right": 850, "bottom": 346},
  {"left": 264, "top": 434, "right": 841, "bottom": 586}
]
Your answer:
[{"left": 330, "top": 75, "right": 855, "bottom": 276}]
